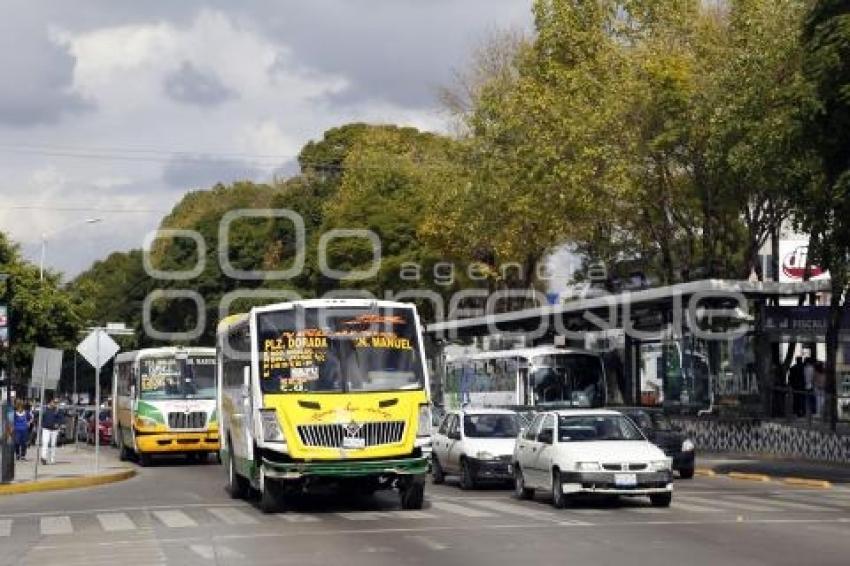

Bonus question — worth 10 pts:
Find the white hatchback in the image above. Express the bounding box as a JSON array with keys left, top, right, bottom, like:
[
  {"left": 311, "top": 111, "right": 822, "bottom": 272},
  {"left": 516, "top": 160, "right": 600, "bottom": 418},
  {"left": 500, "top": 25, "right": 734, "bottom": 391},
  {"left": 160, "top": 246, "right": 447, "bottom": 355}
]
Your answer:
[
  {"left": 431, "top": 409, "right": 520, "bottom": 489},
  {"left": 513, "top": 409, "right": 673, "bottom": 508}
]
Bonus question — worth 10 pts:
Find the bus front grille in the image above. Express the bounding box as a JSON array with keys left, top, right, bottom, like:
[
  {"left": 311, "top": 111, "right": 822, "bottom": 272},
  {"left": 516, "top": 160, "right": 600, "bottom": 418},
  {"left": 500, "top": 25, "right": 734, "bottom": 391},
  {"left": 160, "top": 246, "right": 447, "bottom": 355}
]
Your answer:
[
  {"left": 297, "top": 421, "right": 406, "bottom": 448},
  {"left": 168, "top": 411, "right": 207, "bottom": 430}
]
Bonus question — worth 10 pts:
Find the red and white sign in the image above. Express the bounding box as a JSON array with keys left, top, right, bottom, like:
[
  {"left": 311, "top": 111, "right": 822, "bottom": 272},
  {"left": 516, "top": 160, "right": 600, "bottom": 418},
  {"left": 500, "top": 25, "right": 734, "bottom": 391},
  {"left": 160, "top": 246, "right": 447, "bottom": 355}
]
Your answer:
[{"left": 779, "top": 240, "right": 829, "bottom": 282}]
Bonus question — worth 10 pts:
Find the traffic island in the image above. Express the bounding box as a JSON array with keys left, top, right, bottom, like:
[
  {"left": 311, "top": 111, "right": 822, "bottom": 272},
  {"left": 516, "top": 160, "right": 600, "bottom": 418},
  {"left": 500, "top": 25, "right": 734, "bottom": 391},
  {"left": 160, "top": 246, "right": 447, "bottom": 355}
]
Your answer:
[
  {"left": 0, "top": 443, "right": 136, "bottom": 496},
  {"left": 694, "top": 454, "right": 849, "bottom": 488}
]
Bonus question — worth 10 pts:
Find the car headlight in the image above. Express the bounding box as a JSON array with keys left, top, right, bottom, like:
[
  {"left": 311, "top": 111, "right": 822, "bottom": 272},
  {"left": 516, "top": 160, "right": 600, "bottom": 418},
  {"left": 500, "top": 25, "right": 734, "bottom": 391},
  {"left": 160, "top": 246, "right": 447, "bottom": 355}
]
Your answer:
[
  {"left": 682, "top": 439, "right": 694, "bottom": 452},
  {"left": 135, "top": 415, "right": 158, "bottom": 428},
  {"left": 259, "top": 408, "right": 284, "bottom": 442},
  {"left": 576, "top": 462, "right": 601, "bottom": 471},
  {"left": 476, "top": 451, "right": 496, "bottom": 461},
  {"left": 417, "top": 405, "right": 431, "bottom": 437},
  {"left": 651, "top": 459, "right": 673, "bottom": 472}
]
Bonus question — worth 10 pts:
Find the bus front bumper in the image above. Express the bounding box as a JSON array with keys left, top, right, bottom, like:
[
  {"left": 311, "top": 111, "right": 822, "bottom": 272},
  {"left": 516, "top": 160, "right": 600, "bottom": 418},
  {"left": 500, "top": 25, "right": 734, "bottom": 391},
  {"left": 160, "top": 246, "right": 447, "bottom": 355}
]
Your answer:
[
  {"left": 262, "top": 456, "right": 429, "bottom": 480},
  {"left": 136, "top": 431, "right": 220, "bottom": 453}
]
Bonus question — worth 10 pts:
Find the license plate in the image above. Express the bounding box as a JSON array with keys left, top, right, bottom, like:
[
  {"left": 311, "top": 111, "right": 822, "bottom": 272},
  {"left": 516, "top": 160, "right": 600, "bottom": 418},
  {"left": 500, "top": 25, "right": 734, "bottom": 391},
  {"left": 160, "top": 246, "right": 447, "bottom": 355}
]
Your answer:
[
  {"left": 342, "top": 437, "right": 365, "bottom": 449},
  {"left": 614, "top": 473, "right": 637, "bottom": 487}
]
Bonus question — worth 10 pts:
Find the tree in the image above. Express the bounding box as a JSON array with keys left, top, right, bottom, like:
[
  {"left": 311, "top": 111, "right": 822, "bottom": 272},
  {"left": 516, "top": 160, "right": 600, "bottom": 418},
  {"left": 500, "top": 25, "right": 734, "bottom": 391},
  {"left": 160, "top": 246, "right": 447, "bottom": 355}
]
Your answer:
[{"left": 794, "top": 0, "right": 850, "bottom": 429}]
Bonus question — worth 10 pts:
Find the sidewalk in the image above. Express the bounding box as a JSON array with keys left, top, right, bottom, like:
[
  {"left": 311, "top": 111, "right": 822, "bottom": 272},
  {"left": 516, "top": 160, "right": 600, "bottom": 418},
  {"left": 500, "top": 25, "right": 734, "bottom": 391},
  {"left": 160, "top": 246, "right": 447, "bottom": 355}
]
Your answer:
[
  {"left": 1, "top": 442, "right": 135, "bottom": 495},
  {"left": 699, "top": 453, "right": 850, "bottom": 485}
]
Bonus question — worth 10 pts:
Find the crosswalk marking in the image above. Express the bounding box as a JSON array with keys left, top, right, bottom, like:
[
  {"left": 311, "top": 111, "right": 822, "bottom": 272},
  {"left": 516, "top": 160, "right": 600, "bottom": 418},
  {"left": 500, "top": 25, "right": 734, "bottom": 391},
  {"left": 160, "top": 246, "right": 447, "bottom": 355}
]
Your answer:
[
  {"left": 207, "top": 507, "right": 259, "bottom": 525},
  {"left": 622, "top": 506, "right": 669, "bottom": 514},
  {"left": 465, "top": 499, "right": 555, "bottom": 519},
  {"left": 40, "top": 516, "right": 73, "bottom": 535},
  {"left": 683, "top": 496, "right": 777, "bottom": 513},
  {"left": 337, "top": 510, "right": 437, "bottom": 521},
  {"left": 279, "top": 513, "right": 321, "bottom": 522},
  {"left": 97, "top": 513, "right": 137, "bottom": 532},
  {"left": 336, "top": 512, "right": 385, "bottom": 521},
  {"left": 152, "top": 510, "right": 197, "bottom": 528},
  {"left": 431, "top": 501, "right": 496, "bottom": 517},
  {"left": 0, "top": 519, "right": 11, "bottom": 537},
  {"left": 733, "top": 495, "right": 828, "bottom": 512}
]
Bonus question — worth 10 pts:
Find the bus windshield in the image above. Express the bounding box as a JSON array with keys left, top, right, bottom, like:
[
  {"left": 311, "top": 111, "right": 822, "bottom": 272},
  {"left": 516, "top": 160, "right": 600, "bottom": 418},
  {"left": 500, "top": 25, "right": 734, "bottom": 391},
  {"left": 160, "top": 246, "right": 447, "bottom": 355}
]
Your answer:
[
  {"left": 257, "top": 306, "right": 424, "bottom": 394},
  {"left": 140, "top": 356, "right": 216, "bottom": 400},
  {"left": 531, "top": 354, "right": 605, "bottom": 407}
]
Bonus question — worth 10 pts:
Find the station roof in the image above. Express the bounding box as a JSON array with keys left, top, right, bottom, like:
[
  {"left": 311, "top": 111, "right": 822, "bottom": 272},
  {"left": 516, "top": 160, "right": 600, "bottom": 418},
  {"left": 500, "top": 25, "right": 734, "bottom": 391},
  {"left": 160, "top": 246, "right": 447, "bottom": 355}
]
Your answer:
[{"left": 426, "top": 279, "right": 830, "bottom": 336}]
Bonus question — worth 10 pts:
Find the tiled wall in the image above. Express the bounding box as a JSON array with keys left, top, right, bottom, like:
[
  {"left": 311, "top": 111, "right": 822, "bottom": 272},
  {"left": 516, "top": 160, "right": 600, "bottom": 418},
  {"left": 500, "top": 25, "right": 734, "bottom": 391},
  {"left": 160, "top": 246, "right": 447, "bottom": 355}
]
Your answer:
[{"left": 671, "top": 418, "right": 850, "bottom": 463}]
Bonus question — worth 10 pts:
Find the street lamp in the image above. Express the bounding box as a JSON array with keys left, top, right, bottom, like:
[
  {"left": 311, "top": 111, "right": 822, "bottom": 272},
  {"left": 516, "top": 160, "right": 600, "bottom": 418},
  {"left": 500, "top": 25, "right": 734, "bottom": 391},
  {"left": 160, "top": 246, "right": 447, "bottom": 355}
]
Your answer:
[{"left": 39, "top": 218, "right": 102, "bottom": 281}]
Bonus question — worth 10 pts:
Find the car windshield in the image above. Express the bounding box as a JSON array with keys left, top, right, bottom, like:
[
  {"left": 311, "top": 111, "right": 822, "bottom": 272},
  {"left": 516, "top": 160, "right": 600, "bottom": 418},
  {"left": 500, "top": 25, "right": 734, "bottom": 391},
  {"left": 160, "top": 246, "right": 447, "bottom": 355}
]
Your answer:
[
  {"left": 257, "top": 306, "right": 424, "bottom": 394},
  {"left": 140, "top": 356, "right": 216, "bottom": 400},
  {"left": 558, "top": 415, "right": 645, "bottom": 442},
  {"left": 463, "top": 414, "right": 519, "bottom": 438}
]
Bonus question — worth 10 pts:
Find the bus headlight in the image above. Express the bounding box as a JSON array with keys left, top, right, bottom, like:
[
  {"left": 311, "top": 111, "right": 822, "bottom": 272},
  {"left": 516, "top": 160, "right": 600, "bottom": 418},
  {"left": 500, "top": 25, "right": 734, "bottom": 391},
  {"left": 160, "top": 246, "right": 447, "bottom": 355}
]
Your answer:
[
  {"left": 417, "top": 405, "right": 431, "bottom": 437},
  {"left": 260, "top": 409, "right": 284, "bottom": 442},
  {"left": 135, "top": 415, "right": 158, "bottom": 429}
]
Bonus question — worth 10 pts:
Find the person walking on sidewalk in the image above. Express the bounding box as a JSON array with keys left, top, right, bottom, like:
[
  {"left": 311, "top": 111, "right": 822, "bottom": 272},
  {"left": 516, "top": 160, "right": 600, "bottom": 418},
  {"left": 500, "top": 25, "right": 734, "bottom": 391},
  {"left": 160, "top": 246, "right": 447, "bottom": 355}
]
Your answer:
[
  {"left": 803, "top": 358, "right": 816, "bottom": 417},
  {"left": 814, "top": 361, "right": 826, "bottom": 418},
  {"left": 13, "top": 400, "right": 32, "bottom": 460},
  {"left": 40, "top": 398, "right": 61, "bottom": 465}
]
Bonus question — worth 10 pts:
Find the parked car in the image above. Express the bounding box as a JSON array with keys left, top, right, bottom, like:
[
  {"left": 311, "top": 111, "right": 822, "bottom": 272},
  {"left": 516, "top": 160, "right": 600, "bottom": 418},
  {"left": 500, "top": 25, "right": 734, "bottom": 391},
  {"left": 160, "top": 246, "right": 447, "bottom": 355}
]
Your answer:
[
  {"left": 87, "top": 409, "right": 113, "bottom": 445},
  {"left": 618, "top": 407, "right": 695, "bottom": 479},
  {"left": 513, "top": 409, "right": 673, "bottom": 508},
  {"left": 431, "top": 408, "right": 520, "bottom": 489}
]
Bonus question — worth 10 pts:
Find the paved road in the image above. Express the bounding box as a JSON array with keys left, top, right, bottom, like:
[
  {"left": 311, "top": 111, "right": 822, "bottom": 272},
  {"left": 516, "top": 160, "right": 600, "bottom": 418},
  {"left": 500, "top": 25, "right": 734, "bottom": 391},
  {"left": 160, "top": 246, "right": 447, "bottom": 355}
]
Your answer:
[{"left": 2, "top": 452, "right": 850, "bottom": 565}]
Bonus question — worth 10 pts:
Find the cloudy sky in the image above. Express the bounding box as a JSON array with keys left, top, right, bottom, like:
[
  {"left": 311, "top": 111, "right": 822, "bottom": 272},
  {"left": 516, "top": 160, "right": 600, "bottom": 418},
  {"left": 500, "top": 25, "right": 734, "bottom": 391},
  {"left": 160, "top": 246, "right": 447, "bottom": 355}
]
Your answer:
[{"left": 0, "top": 0, "right": 532, "bottom": 278}]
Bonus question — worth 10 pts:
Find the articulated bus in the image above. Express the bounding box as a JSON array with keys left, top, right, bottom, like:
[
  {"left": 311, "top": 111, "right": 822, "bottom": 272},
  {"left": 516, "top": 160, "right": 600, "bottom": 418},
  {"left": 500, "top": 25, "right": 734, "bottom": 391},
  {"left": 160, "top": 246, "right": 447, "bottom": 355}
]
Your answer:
[
  {"left": 217, "top": 299, "right": 432, "bottom": 512},
  {"left": 441, "top": 346, "right": 609, "bottom": 411},
  {"left": 113, "top": 347, "right": 219, "bottom": 466}
]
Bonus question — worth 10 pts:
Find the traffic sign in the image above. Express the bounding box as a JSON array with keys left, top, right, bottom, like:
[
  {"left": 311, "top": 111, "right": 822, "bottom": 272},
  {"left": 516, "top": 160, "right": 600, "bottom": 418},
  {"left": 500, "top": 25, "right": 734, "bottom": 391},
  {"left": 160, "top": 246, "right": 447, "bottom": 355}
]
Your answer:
[{"left": 76, "top": 329, "right": 120, "bottom": 370}]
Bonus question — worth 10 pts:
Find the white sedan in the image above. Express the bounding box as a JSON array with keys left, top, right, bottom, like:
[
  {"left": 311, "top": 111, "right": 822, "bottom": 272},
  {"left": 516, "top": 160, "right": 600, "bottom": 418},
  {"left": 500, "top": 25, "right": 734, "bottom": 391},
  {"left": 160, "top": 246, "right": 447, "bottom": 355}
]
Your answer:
[{"left": 513, "top": 409, "right": 673, "bottom": 508}]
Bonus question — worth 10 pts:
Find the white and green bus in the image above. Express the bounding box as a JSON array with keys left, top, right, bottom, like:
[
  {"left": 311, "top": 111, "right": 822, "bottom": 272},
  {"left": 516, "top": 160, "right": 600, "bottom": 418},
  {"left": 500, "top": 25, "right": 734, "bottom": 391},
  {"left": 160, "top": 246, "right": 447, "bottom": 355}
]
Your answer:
[{"left": 112, "top": 347, "right": 219, "bottom": 465}]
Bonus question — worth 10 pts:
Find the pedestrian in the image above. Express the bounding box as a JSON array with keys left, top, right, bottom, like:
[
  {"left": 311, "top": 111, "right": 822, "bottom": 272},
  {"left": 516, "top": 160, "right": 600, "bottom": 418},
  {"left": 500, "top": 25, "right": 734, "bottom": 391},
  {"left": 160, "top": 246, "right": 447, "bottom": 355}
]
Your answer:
[
  {"left": 40, "top": 398, "right": 61, "bottom": 465},
  {"left": 814, "top": 361, "right": 826, "bottom": 418},
  {"left": 789, "top": 357, "right": 805, "bottom": 417},
  {"left": 803, "top": 358, "right": 816, "bottom": 417},
  {"left": 13, "top": 400, "right": 32, "bottom": 460}
]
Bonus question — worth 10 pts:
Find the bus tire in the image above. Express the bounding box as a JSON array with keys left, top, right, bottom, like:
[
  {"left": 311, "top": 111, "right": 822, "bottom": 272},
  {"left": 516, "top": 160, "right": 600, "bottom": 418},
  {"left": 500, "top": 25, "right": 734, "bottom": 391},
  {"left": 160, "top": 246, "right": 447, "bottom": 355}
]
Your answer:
[
  {"left": 226, "top": 444, "right": 250, "bottom": 500},
  {"left": 431, "top": 455, "right": 445, "bottom": 485},
  {"left": 400, "top": 475, "right": 425, "bottom": 510},
  {"left": 138, "top": 452, "right": 152, "bottom": 467},
  {"left": 117, "top": 428, "right": 130, "bottom": 461},
  {"left": 258, "top": 473, "right": 285, "bottom": 513}
]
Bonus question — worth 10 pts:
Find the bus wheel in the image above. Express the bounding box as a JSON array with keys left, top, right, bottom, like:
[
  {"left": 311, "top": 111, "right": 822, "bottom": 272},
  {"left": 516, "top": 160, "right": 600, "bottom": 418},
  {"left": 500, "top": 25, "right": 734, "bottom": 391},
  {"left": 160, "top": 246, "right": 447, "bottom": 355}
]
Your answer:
[
  {"left": 226, "top": 446, "right": 250, "bottom": 500},
  {"left": 138, "top": 453, "right": 152, "bottom": 467},
  {"left": 117, "top": 428, "right": 130, "bottom": 461},
  {"left": 258, "top": 472, "right": 285, "bottom": 513},
  {"left": 400, "top": 475, "right": 425, "bottom": 510}
]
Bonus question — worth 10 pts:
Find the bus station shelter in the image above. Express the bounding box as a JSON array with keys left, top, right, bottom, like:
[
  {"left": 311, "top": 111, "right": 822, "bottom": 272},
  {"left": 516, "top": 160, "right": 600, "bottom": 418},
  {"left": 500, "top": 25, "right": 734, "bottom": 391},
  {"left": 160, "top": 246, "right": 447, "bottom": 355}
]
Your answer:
[{"left": 425, "top": 279, "right": 839, "bottom": 421}]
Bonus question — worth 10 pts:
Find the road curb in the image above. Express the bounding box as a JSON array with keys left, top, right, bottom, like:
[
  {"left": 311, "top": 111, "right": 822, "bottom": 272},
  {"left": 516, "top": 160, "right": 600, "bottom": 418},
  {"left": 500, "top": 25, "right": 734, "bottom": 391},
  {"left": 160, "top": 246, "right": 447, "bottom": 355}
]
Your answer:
[
  {"left": 0, "top": 469, "right": 136, "bottom": 496},
  {"left": 726, "top": 471, "right": 772, "bottom": 482},
  {"left": 783, "top": 477, "right": 832, "bottom": 489},
  {"left": 694, "top": 468, "right": 716, "bottom": 477}
]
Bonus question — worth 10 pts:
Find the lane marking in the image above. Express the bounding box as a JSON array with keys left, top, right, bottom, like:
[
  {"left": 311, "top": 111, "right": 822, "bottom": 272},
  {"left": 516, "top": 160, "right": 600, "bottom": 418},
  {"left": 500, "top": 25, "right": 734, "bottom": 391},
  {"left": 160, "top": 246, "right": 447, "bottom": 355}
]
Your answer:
[
  {"left": 671, "top": 501, "right": 723, "bottom": 514},
  {"left": 733, "top": 495, "right": 830, "bottom": 512},
  {"left": 430, "top": 501, "right": 496, "bottom": 517},
  {"left": 207, "top": 507, "right": 259, "bottom": 525},
  {"left": 189, "top": 544, "right": 243, "bottom": 560},
  {"left": 152, "top": 510, "right": 197, "bottom": 528},
  {"left": 336, "top": 511, "right": 436, "bottom": 521},
  {"left": 0, "top": 519, "right": 11, "bottom": 537},
  {"left": 0, "top": 502, "right": 251, "bottom": 520},
  {"left": 96, "top": 513, "right": 137, "bottom": 532},
  {"left": 336, "top": 512, "right": 385, "bottom": 521},
  {"left": 40, "top": 516, "right": 73, "bottom": 535},
  {"left": 384, "top": 511, "right": 437, "bottom": 519},
  {"left": 622, "top": 506, "right": 669, "bottom": 514}
]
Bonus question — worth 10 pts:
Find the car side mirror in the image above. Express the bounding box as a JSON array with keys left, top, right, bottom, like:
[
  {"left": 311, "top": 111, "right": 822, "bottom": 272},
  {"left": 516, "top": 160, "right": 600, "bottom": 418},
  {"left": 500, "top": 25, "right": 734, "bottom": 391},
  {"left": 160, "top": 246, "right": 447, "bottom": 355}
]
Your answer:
[{"left": 537, "top": 429, "right": 553, "bottom": 444}]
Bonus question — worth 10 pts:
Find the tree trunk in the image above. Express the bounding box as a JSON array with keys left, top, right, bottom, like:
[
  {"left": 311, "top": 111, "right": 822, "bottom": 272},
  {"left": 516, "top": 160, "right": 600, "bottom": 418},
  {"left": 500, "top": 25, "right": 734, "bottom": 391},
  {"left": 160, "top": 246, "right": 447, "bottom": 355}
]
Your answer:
[{"left": 824, "top": 276, "right": 846, "bottom": 431}]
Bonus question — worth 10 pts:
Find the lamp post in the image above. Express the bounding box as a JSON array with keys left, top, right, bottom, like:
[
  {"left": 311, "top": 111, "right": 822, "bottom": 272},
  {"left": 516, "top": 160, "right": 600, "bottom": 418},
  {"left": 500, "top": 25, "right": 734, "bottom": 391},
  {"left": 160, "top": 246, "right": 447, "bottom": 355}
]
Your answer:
[{"left": 40, "top": 218, "right": 102, "bottom": 282}]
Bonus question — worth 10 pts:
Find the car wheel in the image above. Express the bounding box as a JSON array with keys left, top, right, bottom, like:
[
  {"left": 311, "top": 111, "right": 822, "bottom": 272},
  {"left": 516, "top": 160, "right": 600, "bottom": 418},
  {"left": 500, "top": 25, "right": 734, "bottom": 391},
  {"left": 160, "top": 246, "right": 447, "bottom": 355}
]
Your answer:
[
  {"left": 551, "top": 469, "right": 566, "bottom": 509},
  {"left": 459, "top": 459, "right": 476, "bottom": 490},
  {"left": 431, "top": 455, "right": 445, "bottom": 485},
  {"left": 400, "top": 476, "right": 426, "bottom": 510},
  {"left": 226, "top": 440, "right": 251, "bottom": 500},
  {"left": 514, "top": 466, "right": 533, "bottom": 500},
  {"left": 679, "top": 467, "right": 695, "bottom": 480},
  {"left": 138, "top": 452, "right": 152, "bottom": 467},
  {"left": 650, "top": 492, "right": 673, "bottom": 507}
]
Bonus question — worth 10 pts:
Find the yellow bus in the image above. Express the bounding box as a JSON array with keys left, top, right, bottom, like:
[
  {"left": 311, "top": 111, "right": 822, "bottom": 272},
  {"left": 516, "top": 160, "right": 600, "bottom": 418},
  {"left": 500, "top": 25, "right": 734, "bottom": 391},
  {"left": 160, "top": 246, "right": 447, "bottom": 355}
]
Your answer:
[
  {"left": 217, "top": 299, "right": 431, "bottom": 512},
  {"left": 113, "top": 347, "right": 219, "bottom": 466}
]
